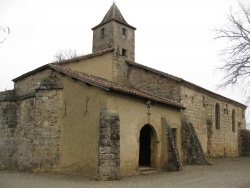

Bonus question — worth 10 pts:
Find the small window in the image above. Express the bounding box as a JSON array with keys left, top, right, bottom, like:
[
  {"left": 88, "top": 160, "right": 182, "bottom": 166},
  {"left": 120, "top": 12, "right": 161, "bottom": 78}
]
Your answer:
[
  {"left": 101, "top": 28, "right": 105, "bottom": 38},
  {"left": 215, "top": 103, "right": 220, "bottom": 130},
  {"left": 122, "top": 28, "right": 126, "bottom": 36},
  {"left": 232, "top": 109, "right": 235, "bottom": 132},
  {"left": 122, "top": 48, "right": 126, "bottom": 56}
]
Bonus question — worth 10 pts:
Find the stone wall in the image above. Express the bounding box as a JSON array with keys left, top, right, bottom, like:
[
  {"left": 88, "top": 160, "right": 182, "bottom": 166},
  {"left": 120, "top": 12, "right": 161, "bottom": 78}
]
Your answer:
[
  {"left": 128, "top": 66, "right": 181, "bottom": 102},
  {"left": 239, "top": 129, "right": 250, "bottom": 156},
  {"left": 0, "top": 90, "right": 62, "bottom": 171},
  {"left": 92, "top": 21, "right": 135, "bottom": 62},
  {"left": 180, "top": 85, "right": 246, "bottom": 157},
  {"left": 99, "top": 110, "right": 120, "bottom": 180},
  {"left": 13, "top": 96, "right": 36, "bottom": 170},
  {"left": 0, "top": 90, "right": 17, "bottom": 169},
  {"left": 0, "top": 72, "right": 63, "bottom": 172},
  {"left": 13, "top": 89, "right": 62, "bottom": 171},
  {"left": 122, "top": 63, "right": 246, "bottom": 158}
]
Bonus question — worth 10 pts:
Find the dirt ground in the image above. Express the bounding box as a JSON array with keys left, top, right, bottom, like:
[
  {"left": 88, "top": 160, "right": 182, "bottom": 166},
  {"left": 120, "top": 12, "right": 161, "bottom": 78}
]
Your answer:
[{"left": 1, "top": 158, "right": 250, "bottom": 188}]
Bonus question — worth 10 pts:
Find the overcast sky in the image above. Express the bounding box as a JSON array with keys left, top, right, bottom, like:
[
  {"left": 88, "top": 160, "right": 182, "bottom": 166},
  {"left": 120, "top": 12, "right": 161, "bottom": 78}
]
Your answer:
[{"left": 0, "top": 0, "right": 249, "bottom": 121}]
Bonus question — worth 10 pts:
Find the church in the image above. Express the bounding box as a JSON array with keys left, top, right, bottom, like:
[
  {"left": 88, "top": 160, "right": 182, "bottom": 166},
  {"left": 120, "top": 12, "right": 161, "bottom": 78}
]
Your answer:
[{"left": 0, "top": 3, "right": 247, "bottom": 180}]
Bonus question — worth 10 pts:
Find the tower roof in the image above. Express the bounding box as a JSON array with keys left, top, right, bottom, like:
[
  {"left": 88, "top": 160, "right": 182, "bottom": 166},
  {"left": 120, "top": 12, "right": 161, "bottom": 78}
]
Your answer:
[{"left": 92, "top": 3, "right": 136, "bottom": 30}]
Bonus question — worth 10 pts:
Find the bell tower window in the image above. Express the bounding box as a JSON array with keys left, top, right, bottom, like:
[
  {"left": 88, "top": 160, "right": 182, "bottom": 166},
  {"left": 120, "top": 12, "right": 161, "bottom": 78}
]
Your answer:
[
  {"left": 122, "top": 28, "right": 127, "bottom": 36},
  {"left": 122, "top": 48, "right": 126, "bottom": 56},
  {"left": 101, "top": 28, "right": 105, "bottom": 38},
  {"left": 92, "top": 3, "right": 135, "bottom": 61}
]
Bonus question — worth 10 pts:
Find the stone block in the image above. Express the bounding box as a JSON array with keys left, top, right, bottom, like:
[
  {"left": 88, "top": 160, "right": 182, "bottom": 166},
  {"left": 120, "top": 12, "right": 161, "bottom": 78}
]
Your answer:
[
  {"left": 110, "top": 129, "right": 120, "bottom": 140},
  {"left": 99, "top": 146, "right": 111, "bottom": 154},
  {"left": 99, "top": 140, "right": 111, "bottom": 147}
]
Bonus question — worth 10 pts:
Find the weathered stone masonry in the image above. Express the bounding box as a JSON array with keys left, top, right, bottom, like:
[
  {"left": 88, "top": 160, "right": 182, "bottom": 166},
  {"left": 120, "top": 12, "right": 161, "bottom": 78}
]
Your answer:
[
  {"left": 99, "top": 110, "right": 120, "bottom": 180},
  {"left": 0, "top": 3, "right": 248, "bottom": 179},
  {"left": 239, "top": 129, "right": 250, "bottom": 156},
  {"left": 180, "top": 84, "right": 246, "bottom": 157},
  {"left": 0, "top": 73, "right": 63, "bottom": 171},
  {"left": 0, "top": 90, "right": 17, "bottom": 169},
  {"left": 118, "top": 62, "right": 246, "bottom": 157},
  {"left": 128, "top": 65, "right": 181, "bottom": 103}
]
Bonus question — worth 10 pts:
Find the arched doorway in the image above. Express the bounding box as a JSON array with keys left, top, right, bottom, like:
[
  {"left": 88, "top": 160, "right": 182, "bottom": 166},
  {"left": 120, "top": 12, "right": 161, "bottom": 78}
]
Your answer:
[{"left": 139, "top": 124, "right": 156, "bottom": 167}]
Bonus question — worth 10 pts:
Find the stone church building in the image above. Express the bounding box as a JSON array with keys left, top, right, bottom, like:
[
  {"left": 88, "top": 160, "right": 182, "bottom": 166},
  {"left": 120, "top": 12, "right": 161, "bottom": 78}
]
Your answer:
[{"left": 0, "top": 4, "right": 247, "bottom": 180}]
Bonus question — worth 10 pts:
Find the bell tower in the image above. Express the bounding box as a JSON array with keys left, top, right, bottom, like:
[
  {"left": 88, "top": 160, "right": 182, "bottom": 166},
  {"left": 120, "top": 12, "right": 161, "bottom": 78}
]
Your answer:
[{"left": 92, "top": 3, "right": 136, "bottom": 62}]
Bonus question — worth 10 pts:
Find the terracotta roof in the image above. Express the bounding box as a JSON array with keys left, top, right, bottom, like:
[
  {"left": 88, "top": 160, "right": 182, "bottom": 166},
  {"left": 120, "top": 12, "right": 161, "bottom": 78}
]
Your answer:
[
  {"left": 12, "top": 64, "right": 49, "bottom": 82},
  {"left": 49, "top": 64, "right": 184, "bottom": 109},
  {"left": 92, "top": 3, "right": 136, "bottom": 30}
]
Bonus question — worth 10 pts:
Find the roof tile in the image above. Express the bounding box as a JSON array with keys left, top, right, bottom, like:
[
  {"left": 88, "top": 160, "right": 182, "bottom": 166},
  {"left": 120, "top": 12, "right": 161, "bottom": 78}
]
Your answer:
[
  {"left": 92, "top": 3, "right": 136, "bottom": 30},
  {"left": 49, "top": 64, "right": 184, "bottom": 109}
]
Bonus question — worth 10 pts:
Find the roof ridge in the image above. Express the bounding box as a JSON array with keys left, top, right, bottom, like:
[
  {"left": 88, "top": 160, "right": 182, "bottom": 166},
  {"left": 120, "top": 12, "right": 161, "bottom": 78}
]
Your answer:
[
  {"left": 52, "top": 48, "right": 114, "bottom": 65},
  {"left": 101, "top": 3, "right": 128, "bottom": 25}
]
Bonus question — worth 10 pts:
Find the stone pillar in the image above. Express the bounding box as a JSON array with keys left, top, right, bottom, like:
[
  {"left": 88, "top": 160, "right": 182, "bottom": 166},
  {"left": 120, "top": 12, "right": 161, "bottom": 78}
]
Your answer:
[
  {"left": 207, "top": 118, "right": 213, "bottom": 157},
  {"left": 99, "top": 110, "right": 120, "bottom": 180}
]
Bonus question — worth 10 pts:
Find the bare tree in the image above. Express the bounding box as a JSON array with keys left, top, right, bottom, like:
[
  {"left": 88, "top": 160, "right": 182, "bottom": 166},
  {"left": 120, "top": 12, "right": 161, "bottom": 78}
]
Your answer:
[
  {"left": 0, "top": 26, "right": 10, "bottom": 43},
  {"left": 54, "top": 48, "right": 80, "bottom": 62},
  {"left": 214, "top": 2, "right": 250, "bottom": 94}
]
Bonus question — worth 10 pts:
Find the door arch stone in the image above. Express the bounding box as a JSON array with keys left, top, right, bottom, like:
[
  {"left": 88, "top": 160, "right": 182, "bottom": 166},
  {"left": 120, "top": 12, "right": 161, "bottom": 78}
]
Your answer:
[{"left": 139, "top": 124, "right": 157, "bottom": 167}]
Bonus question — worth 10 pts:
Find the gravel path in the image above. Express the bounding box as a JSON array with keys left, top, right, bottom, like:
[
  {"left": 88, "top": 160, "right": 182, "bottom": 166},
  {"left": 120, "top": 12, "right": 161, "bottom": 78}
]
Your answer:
[{"left": 1, "top": 158, "right": 250, "bottom": 188}]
